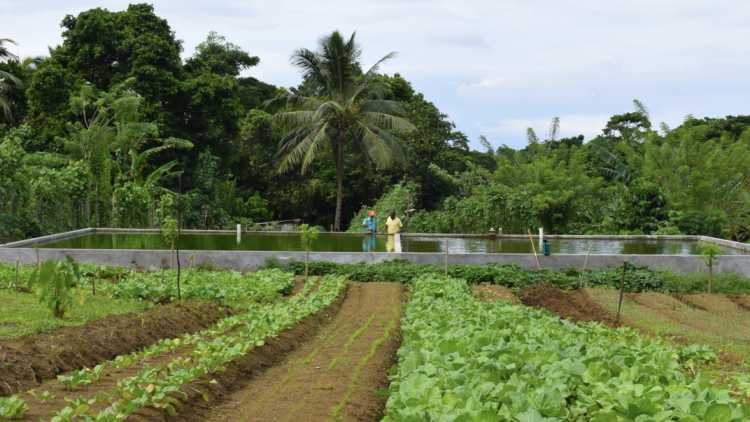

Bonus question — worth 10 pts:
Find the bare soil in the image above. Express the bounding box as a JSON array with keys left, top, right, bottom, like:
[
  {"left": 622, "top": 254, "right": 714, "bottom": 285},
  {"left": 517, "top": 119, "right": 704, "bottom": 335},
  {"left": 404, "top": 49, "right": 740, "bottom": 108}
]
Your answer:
[
  {"left": 728, "top": 295, "right": 750, "bottom": 312},
  {"left": 681, "top": 294, "right": 738, "bottom": 313},
  {"left": 517, "top": 283, "right": 627, "bottom": 327},
  {"left": 203, "top": 282, "right": 406, "bottom": 422},
  {"left": 470, "top": 285, "right": 518, "bottom": 303},
  {"left": 16, "top": 279, "right": 345, "bottom": 420},
  {"left": 0, "top": 300, "right": 230, "bottom": 396}
]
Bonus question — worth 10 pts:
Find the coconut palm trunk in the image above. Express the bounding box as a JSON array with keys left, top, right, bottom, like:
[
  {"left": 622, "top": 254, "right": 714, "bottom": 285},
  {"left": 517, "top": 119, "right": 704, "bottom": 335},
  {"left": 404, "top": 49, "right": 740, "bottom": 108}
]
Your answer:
[{"left": 335, "top": 133, "right": 344, "bottom": 231}]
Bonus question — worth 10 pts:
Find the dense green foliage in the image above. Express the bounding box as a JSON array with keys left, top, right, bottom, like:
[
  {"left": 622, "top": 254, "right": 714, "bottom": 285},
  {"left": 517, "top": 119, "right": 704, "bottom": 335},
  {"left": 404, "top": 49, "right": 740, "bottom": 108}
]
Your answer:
[
  {"left": 2, "top": 5, "right": 750, "bottom": 242},
  {"left": 286, "top": 258, "right": 750, "bottom": 294},
  {"left": 382, "top": 275, "right": 748, "bottom": 421},
  {"left": 89, "top": 269, "right": 294, "bottom": 305}
]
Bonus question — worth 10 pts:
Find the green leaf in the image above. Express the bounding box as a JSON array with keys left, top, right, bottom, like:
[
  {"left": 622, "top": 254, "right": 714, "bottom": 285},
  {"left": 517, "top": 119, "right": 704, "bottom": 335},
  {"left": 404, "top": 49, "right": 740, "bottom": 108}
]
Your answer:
[
  {"left": 703, "top": 404, "right": 732, "bottom": 422},
  {"left": 370, "top": 388, "right": 391, "bottom": 397}
]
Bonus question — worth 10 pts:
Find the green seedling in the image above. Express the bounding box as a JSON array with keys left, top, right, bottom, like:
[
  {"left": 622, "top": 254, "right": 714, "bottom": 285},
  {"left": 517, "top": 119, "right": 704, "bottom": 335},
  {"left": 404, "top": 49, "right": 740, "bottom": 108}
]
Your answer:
[
  {"left": 111, "top": 355, "right": 134, "bottom": 372},
  {"left": 0, "top": 396, "right": 27, "bottom": 420},
  {"left": 58, "top": 369, "right": 92, "bottom": 391},
  {"left": 27, "top": 389, "right": 55, "bottom": 404}
]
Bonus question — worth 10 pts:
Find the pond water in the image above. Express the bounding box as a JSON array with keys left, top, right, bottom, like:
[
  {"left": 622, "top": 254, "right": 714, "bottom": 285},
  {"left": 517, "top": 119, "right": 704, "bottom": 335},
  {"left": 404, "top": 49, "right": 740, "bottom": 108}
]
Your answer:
[{"left": 36, "top": 232, "right": 748, "bottom": 255}]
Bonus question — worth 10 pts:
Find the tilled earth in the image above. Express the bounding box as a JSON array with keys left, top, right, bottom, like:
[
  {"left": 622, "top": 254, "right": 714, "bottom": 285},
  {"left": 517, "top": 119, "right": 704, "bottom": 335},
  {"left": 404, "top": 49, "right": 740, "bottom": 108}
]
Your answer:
[
  {"left": 517, "top": 283, "right": 628, "bottom": 327},
  {"left": 0, "top": 300, "right": 230, "bottom": 396},
  {"left": 204, "top": 282, "right": 406, "bottom": 422}
]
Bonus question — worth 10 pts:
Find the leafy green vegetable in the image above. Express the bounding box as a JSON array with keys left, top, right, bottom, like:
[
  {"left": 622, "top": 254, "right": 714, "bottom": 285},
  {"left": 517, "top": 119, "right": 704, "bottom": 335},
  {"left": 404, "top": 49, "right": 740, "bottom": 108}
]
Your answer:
[
  {"left": 287, "top": 258, "right": 750, "bottom": 294},
  {"left": 381, "top": 275, "right": 748, "bottom": 421}
]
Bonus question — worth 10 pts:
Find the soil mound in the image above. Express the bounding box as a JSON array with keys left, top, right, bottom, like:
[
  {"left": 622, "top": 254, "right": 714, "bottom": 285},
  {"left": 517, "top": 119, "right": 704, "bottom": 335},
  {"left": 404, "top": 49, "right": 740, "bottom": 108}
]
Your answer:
[
  {"left": 470, "top": 285, "right": 518, "bottom": 303},
  {"left": 728, "top": 295, "right": 750, "bottom": 312},
  {"left": 681, "top": 294, "right": 737, "bottom": 313},
  {"left": 0, "top": 300, "right": 230, "bottom": 395},
  {"left": 518, "top": 283, "right": 624, "bottom": 327}
]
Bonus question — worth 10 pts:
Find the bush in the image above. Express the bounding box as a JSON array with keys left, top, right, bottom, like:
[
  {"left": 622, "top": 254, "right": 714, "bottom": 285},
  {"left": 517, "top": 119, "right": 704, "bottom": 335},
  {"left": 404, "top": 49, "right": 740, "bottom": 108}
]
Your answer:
[{"left": 284, "top": 258, "right": 746, "bottom": 293}]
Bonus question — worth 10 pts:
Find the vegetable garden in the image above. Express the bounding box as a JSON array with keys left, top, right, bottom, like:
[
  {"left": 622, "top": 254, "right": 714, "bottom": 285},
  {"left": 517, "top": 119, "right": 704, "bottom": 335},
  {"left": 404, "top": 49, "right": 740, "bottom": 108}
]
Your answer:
[{"left": 1, "top": 258, "right": 749, "bottom": 421}]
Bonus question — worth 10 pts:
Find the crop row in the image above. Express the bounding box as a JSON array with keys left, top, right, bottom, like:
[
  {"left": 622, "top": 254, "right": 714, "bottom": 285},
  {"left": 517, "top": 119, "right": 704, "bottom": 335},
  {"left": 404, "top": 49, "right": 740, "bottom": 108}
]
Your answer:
[
  {"left": 78, "top": 268, "right": 295, "bottom": 304},
  {"left": 381, "top": 275, "right": 749, "bottom": 421},
  {"left": 287, "top": 258, "right": 750, "bottom": 294},
  {"left": 0, "top": 274, "right": 346, "bottom": 421}
]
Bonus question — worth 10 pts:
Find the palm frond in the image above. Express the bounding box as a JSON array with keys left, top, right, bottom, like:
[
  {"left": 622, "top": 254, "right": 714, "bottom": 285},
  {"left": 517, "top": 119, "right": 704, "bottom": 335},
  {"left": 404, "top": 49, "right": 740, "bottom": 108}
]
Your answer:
[
  {"left": 263, "top": 93, "right": 322, "bottom": 113},
  {"left": 359, "top": 100, "right": 406, "bottom": 116},
  {"left": 277, "top": 121, "right": 331, "bottom": 174},
  {"left": 360, "top": 111, "right": 415, "bottom": 132},
  {"left": 355, "top": 121, "right": 406, "bottom": 167},
  {"left": 268, "top": 110, "right": 318, "bottom": 127}
]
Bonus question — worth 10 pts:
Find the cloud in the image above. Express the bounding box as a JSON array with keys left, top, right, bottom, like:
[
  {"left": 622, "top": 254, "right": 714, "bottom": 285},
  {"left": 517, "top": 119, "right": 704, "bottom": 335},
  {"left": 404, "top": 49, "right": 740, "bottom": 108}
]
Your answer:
[{"left": 2, "top": 0, "right": 750, "bottom": 150}]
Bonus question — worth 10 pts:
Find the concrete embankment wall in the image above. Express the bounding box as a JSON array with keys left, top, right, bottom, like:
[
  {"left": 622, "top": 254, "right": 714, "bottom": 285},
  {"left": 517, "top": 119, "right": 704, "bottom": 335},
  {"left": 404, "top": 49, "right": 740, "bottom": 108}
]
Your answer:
[
  {"left": 2, "top": 248, "right": 750, "bottom": 277},
  {"left": 2, "top": 229, "right": 749, "bottom": 276}
]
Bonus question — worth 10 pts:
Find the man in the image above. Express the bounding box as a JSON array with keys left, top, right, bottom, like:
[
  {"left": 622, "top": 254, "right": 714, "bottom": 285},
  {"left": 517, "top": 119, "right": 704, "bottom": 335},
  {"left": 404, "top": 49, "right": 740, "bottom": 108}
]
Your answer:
[
  {"left": 382, "top": 211, "right": 403, "bottom": 234},
  {"left": 362, "top": 210, "right": 377, "bottom": 233},
  {"left": 383, "top": 211, "right": 403, "bottom": 253}
]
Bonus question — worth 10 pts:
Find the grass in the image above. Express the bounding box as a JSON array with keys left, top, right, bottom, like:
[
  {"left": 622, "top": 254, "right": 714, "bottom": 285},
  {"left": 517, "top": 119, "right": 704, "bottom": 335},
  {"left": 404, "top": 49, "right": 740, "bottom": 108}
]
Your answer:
[
  {"left": 0, "top": 289, "right": 152, "bottom": 339},
  {"left": 662, "top": 271, "right": 750, "bottom": 295},
  {"left": 590, "top": 289, "right": 750, "bottom": 358}
]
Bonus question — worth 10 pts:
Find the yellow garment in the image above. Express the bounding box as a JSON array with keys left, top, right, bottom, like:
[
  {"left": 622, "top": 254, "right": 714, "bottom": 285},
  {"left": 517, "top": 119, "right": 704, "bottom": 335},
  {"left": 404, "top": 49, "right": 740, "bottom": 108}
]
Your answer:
[
  {"left": 385, "top": 216, "right": 403, "bottom": 234},
  {"left": 386, "top": 233, "right": 402, "bottom": 253}
]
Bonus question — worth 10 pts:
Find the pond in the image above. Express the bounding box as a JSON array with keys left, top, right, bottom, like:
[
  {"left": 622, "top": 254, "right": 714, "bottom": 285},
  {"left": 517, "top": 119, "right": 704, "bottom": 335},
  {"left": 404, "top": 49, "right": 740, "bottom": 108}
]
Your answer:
[{"left": 35, "top": 232, "right": 748, "bottom": 255}]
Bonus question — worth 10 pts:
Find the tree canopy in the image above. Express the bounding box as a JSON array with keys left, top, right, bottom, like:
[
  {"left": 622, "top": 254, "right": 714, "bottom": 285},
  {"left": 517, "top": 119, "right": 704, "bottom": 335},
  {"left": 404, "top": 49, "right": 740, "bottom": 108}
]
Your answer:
[{"left": 2, "top": 4, "right": 750, "bottom": 243}]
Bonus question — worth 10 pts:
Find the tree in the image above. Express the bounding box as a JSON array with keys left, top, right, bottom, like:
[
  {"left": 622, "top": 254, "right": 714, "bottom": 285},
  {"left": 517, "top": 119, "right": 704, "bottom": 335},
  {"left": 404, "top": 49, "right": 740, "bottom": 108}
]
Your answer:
[
  {"left": 0, "top": 38, "right": 24, "bottom": 123},
  {"left": 266, "top": 31, "right": 415, "bottom": 231},
  {"left": 696, "top": 241, "right": 723, "bottom": 294},
  {"left": 297, "top": 224, "right": 319, "bottom": 281}
]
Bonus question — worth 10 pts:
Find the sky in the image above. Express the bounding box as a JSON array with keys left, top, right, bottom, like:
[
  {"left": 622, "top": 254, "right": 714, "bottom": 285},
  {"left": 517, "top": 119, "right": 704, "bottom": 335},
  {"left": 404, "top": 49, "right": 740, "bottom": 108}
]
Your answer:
[{"left": 2, "top": 0, "right": 749, "bottom": 150}]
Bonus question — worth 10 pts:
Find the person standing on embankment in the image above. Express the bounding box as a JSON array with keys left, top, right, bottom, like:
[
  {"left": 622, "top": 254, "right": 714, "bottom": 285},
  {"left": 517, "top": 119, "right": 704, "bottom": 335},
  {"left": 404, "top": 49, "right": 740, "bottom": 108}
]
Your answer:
[
  {"left": 362, "top": 210, "right": 377, "bottom": 252},
  {"left": 382, "top": 211, "right": 403, "bottom": 252}
]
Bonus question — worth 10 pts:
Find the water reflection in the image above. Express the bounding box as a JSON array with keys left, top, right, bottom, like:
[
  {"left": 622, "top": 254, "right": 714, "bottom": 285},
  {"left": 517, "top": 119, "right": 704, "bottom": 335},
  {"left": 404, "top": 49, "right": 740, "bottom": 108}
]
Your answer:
[{"left": 36, "top": 233, "right": 748, "bottom": 255}]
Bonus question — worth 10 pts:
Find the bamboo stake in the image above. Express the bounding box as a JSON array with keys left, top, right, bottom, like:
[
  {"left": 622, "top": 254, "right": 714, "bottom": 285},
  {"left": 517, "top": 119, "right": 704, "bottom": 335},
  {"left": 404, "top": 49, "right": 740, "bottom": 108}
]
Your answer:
[
  {"left": 305, "top": 243, "right": 310, "bottom": 282},
  {"left": 35, "top": 243, "right": 40, "bottom": 270},
  {"left": 14, "top": 259, "right": 19, "bottom": 292},
  {"left": 616, "top": 260, "right": 628, "bottom": 323},
  {"left": 94, "top": 264, "right": 100, "bottom": 295},
  {"left": 444, "top": 238, "right": 449, "bottom": 276},
  {"left": 161, "top": 262, "right": 165, "bottom": 284},
  {"left": 192, "top": 250, "right": 196, "bottom": 274},
  {"left": 579, "top": 243, "right": 594, "bottom": 290},
  {"left": 527, "top": 229, "right": 541, "bottom": 270}
]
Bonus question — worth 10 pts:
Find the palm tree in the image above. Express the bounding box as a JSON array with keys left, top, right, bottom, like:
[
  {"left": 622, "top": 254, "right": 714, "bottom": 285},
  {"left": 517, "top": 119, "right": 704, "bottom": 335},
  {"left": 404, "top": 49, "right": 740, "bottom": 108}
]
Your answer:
[
  {"left": 0, "top": 38, "right": 23, "bottom": 123},
  {"left": 265, "top": 31, "right": 415, "bottom": 231}
]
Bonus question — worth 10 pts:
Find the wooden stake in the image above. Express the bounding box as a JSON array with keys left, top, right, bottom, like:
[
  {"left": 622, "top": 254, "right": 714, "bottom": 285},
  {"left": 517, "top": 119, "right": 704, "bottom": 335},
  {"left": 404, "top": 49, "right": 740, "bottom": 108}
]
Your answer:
[
  {"left": 616, "top": 260, "right": 627, "bottom": 323},
  {"left": 708, "top": 262, "right": 713, "bottom": 295},
  {"left": 35, "top": 243, "right": 40, "bottom": 270},
  {"left": 579, "top": 243, "right": 594, "bottom": 290},
  {"left": 161, "top": 262, "right": 165, "bottom": 284},
  {"left": 94, "top": 264, "right": 100, "bottom": 295},
  {"left": 527, "top": 229, "right": 541, "bottom": 270},
  {"left": 192, "top": 250, "right": 196, "bottom": 274},
  {"left": 14, "top": 259, "right": 19, "bottom": 292},
  {"left": 305, "top": 243, "right": 310, "bottom": 282},
  {"left": 444, "top": 238, "right": 449, "bottom": 276}
]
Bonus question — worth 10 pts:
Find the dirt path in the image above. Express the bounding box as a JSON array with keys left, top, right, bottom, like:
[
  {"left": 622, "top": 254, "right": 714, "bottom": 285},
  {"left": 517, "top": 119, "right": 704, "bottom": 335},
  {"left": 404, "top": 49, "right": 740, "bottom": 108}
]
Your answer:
[{"left": 204, "top": 282, "right": 405, "bottom": 422}]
